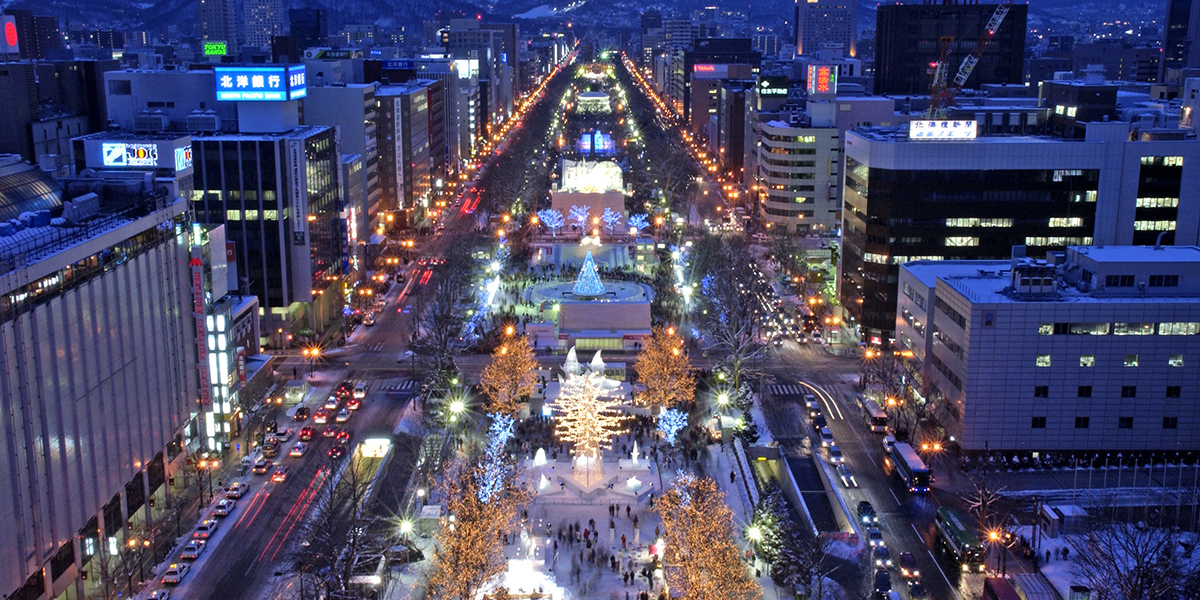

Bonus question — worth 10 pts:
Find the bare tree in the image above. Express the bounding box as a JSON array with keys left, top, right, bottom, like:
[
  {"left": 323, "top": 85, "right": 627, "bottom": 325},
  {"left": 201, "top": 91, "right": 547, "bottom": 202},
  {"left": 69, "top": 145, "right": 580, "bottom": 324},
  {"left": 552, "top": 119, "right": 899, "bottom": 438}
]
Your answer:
[
  {"left": 1071, "top": 504, "right": 1200, "bottom": 600},
  {"left": 416, "top": 245, "right": 475, "bottom": 369},
  {"left": 964, "top": 471, "right": 1010, "bottom": 533},
  {"left": 695, "top": 236, "right": 769, "bottom": 388}
]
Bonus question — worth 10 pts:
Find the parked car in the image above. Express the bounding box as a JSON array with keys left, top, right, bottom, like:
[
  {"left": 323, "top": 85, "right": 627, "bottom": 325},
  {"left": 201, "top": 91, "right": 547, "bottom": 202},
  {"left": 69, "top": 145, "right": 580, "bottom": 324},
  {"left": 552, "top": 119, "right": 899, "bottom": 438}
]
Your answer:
[
  {"left": 193, "top": 519, "right": 219, "bottom": 539},
  {"left": 293, "top": 406, "right": 310, "bottom": 421},
  {"left": 180, "top": 540, "right": 205, "bottom": 560},
  {"left": 837, "top": 464, "right": 858, "bottom": 487},
  {"left": 858, "top": 501, "right": 879, "bottom": 525},
  {"left": 161, "top": 563, "right": 189, "bottom": 585},
  {"left": 213, "top": 498, "right": 236, "bottom": 517},
  {"left": 290, "top": 442, "right": 308, "bottom": 457},
  {"left": 225, "top": 482, "right": 248, "bottom": 498}
]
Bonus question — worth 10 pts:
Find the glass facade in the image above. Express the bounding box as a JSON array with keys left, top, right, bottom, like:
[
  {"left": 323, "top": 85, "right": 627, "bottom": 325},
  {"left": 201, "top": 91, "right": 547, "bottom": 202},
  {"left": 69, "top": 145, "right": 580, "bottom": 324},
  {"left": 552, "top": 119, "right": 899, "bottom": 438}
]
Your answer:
[
  {"left": 1133, "top": 156, "right": 1183, "bottom": 245},
  {"left": 842, "top": 159, "right": 1100, "bottom": 337}
]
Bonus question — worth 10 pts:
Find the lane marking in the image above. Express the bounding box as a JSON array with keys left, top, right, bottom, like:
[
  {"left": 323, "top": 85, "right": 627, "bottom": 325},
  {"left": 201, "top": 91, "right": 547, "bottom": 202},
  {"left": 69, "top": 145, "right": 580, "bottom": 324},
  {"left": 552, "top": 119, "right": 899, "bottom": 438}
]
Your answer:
[
  {"left": 890, "top": 489, "right": 902, "bottom": 507},
  {"left": 928, "top": 548, "right": 963, "bottom": 600}
]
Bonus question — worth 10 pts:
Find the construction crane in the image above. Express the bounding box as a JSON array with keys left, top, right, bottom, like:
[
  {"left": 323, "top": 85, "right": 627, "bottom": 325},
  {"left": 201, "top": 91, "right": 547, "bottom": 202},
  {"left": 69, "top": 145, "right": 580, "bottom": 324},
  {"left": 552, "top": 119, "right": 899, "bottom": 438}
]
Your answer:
[{"left": 926, "top": 0, "right": 1015, "bottom": 118}]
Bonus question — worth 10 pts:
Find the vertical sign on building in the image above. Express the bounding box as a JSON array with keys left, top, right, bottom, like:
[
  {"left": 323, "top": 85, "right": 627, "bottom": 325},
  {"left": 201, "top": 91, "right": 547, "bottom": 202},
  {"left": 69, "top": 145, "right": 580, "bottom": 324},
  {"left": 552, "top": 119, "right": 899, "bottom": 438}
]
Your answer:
[
  {"left": 236, "top": 347, "right": 247, "bottom": 384},
  {"left": 288, "top": 140, "right": 307, "bottom": 245},
  {"left": 806, "top": 65, "right": 837, "bottom": 98},
  {"left": 1, "top": 16, "right": 19, "bottom": 58},
  {"left": 191, "top": 252, "right": 211, "bottom": 407}
]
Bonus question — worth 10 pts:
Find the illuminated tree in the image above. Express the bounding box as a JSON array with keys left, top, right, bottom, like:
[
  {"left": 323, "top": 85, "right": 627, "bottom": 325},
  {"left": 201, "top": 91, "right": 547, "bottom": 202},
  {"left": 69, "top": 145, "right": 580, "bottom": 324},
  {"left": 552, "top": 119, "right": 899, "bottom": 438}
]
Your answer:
[
  {"left": 480, "top": 334, "right": 538, "bottom": 417},
  {"left": 601, "top": 206, "right": 624, "bottom": 235},
  {"left": 569, "top": 204, "right": 590, "bottom": 230},
  {"left": 536, "top": 208, "right": 564, "bottom": 237},
  {"left": 634, "top": 326, "right": 696, "bottom": 413},
  {"left": 424, "top": 456, "right": 529, "bottom": 600},
  {"left": 657, "top": 408, "right": 688, "bottom": 446},
  {"left": 627, "top": 213, "right": 650, "bottom": 236},
  {"left": 550, "top": 351, "right": 627, "bottom": 482},
  {"left": 655, "top": 474, "right": 762, "bottom": 600},
  {"left": 695, "top": 236, "right": 769, "bottom": 388}
]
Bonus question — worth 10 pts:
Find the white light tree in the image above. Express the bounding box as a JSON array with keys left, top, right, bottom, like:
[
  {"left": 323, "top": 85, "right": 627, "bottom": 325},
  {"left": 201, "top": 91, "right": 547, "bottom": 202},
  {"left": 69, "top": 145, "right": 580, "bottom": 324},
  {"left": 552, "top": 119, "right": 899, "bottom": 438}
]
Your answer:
[
  {"left": 601, "top": 207, "right": 623, "bottom": 236},
  {"left": 549, "top": 348, "right": 627, "bottom": 485},
  {"left": 569, "top": 205, "right": 590, "bottom": 231},
  {"left": 657, "top": 408, "right": 688, "bottom": 446},
  {"left": 536, "top": 208, "right": 564, "bottom": 238},
  {"left": 627, "top": 213, "right": 650, "bottom": 236}
]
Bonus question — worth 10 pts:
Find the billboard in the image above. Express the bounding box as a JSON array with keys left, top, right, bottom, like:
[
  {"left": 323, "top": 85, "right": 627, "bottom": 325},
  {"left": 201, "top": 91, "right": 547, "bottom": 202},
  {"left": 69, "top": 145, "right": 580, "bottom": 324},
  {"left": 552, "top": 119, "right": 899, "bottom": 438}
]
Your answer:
[
  {"left": 692, "top": 63, "right": 729, "bottom": 79},
  {"left": 759, "top": 76, "right": 788, "bottom": 97},
  {"left": 175, "top": 146, "right": 193, "bottom": 172},
  {"left": 215, "top": 66, "right": 306, "bottom": 101},
  {"left": 1, "top": 16, "right": 18, "bottom": 56},
  {"left": 88, "top": 138, "right": 194, "bottom": 173},
  {"left": 807, "top": 65, "right": 837, "bottom": 96},
  {"left": 908, "top": 120, "right": 978, "bottom": 141},
  {"left": 102, "top": 142, "right": 157, "bottom": 167},
  {"left": 203, "top": 41, "right": 227, "bottom": 56},
  {"left": 382, "top": 59, "right": 415, "bottom": 71}
]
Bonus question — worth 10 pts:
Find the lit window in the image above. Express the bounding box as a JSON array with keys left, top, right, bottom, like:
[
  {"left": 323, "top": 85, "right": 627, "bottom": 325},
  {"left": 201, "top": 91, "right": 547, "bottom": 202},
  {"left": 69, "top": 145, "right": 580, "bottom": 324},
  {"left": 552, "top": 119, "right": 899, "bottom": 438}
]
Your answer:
[
  {"left": 1124, "top": 354, "right": 1139, "bottom": 367},
  {"left": 1036, "top": 354, "right": 1051, "bottom": 367},
  {"left": 1080, "top": 355, "right": 1095, "bottom": 367},
  {"left": 944, "top": 236, "right": 979, "bottom": 247},
  {"left": 226, "top": 210, "right": 241, "bottom": 221},
  {"left": 1169, "top": 354, "right": 1184, "bottom": 367}
]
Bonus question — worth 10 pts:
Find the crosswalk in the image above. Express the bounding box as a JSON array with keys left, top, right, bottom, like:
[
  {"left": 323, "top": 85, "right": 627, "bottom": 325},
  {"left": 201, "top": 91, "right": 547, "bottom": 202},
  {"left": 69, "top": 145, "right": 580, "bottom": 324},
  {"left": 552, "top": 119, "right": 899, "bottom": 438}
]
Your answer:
[
  {"left": 382, "top": 380, "right": 416, "bottom": 392},
  {"left": 768, "top": 384, "right": 808, "bottom": 397},
  {"left": 365, "top": 343, "right": 385, "bottom": 353}
]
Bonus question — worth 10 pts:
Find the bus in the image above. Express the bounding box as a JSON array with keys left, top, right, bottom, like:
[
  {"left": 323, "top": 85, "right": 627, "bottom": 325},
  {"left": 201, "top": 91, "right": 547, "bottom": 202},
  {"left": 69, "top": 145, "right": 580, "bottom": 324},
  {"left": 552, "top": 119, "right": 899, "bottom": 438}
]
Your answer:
[
  {"left": 935, "top": 507, "right": 986, "bottom": 573},
  {"left": 862, "top": 399, "right": 888, "bottom": 433},
  {"left": 891, "top": 442, "right": 930, "bottom": 493}
]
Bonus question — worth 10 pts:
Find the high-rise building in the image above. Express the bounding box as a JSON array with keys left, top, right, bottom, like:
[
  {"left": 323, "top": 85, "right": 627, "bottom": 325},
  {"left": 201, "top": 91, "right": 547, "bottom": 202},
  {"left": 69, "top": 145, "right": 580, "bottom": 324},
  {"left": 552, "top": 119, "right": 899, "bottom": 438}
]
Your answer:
[
  {"left": 376, "top": 82, "right": 434, "bottom": 216},
  {"left": 243, "top": 0, "right": 285, "bottom": 48},
  {"left": 676, "top": 39, "right": 761, "bottom": 135},
  {"left": 874, "top": 1, "right": 1027, "bottom": 96},
  {"left": 303, "top": 83, "right": 380, "bottom": 217},
  {"left": 0, "top": 60, "right": 119, "bottom": 166},
  {"left": 198, "top": 0, "right": 243, "bottom": 47},
  {"left": 897, "top": 246, "right": 1200, "bottom": 453},
  {"left": 1162, "top": 0, "right": 1200, "bottom": 82},
  {"left": 663, "top": 19, "right": 695, "bottom": 51},
  {"left": 795, "top": 0, "right": 856, "bottom": 57},
  {"left": 840, "top": 121, "right": 1200, "bottom": 344},
  {"left": 289, "top": 8, "right": 328, "bottom": 49},
  {"left": 0, "top": 156, "right": 198, "bottom": 600},
  {"left": 3, "top": 11, "right": 63, "bottom": 59}
]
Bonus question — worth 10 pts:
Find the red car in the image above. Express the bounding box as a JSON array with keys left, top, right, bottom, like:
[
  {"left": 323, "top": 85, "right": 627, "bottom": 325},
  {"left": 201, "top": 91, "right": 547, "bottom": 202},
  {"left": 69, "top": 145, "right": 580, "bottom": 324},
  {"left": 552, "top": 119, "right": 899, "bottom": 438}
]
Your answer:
[
  {"left": 346, "top": 398, "right": 361, "bottom": 411},
  {"left": 298, "top": 426, "right": 315, "bottom": 441}
]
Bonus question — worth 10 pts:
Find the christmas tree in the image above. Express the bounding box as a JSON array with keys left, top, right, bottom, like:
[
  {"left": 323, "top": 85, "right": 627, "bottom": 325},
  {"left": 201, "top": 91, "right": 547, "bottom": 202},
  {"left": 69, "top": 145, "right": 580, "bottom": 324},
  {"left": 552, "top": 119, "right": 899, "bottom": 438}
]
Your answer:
[{"left": 573, "top": 249, "right": 605, "bottom": 297}]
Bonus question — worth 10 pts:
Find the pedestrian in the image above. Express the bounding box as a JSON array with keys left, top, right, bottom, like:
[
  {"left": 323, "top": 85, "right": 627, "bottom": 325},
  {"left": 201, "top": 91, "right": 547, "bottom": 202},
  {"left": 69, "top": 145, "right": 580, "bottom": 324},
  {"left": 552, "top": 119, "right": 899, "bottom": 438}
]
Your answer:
[
  {"left": 626, "top": 505, "right": 631, "bottom": 518},
  {"left": 622, "top": 534, "right": 627, "bottom": 549},
  {"left": 731, "top": 470, "right": 736, "bottom": 483},
  {"left": 1062, "top": 546, "right": 1070, "bottom": 560},
  {"left": 1046, "top": 549, "right": 1052, "bottom": 563},
  {"left": 633, "top": 514, "right": 639, "bottom": 528}
]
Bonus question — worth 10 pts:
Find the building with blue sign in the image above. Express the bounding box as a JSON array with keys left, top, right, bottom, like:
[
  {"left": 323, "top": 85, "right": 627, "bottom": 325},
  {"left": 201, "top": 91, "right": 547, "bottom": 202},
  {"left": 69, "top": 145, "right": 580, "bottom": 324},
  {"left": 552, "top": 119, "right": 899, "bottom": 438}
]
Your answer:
[{"left": 213, "top": 65, "right": 306, "bottom": 101}]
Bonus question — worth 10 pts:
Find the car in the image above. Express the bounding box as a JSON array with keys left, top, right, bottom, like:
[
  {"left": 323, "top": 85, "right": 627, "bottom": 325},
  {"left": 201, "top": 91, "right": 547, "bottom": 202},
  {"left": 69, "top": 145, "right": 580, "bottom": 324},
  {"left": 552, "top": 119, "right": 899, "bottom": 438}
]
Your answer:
[
  {"left": 261, "top": 440, "right": 280, "bottom": 458},
  {"left": 293, "top": 406, "right": 310, "bottom": 421},
  {"left": 324, "top": 424, "right": 341, "bottom": 438},
  {"left": 819, "top": 426, "right": 834, "bottom": 447},
  {"left": 812, "top": 331, "right": 822, "bottom": 342},
  {"left": 336, "top": 429, "right": 352, "bottom": 445},
  {"left": 898, "top": 552, "right": 920, "bottom": 579},
  {"left": 353, "top": 382, "right": 367, "bottom": 399},
  {"left": 298, "top": 426, "right": 315, "bottom": 441},
  {"left": 290, "top": 442, "right": 308, "bottom": 457},
  {"left": 873, "top": 544, "right": 893, "bottom": 568},
  {"left": 324, "top": 396, "right": 339, "bottom": 410},
  {"left": 180, "top": 539, "right": 206, "bottom": 560},
  {"left": 828, "top": 443, "right": 844, "bottom": 464},
  {"left": 161, "top": 563, "right": 190, "bottom": 585},
  {"left": 336, "top": 383, "right": 353, "bottom": 399},
  {"left": 771, "top": 337, "right": 783, "bottom": 347},
  {"left": 812, "top": 413, "right": 828, "bottom": 429},
  {"left": 346, "top": 398, "right": 361, "bottom": 411},
  {"left": 837, "top": 464, "right": 858, "bottom": 487},
  {"left": 272, "top": 428, "right": 293, "bottom": 443},
  {"left": 328, "top": 445, "right": 346, "bottom": 460},
  {"left": 151, "top": 590, "right": 171, "bottom": 600},
  {"left": 858, "top": 501, "right": 879, "bottom": 525},
  {"left": 213, "top": 498, "right": 236, "bottom": 516},
  {"left": 193, "top": 518, "right": 219, "bottom": 539},
  {"left": 225, "top": 482, "right": 248, "bottom": 499},
  {"left": 882, "top": 434, "right": 896, "bottom": 454},
  {"left": 271, "top": 465, "right": 289, "bottom": 483},
  {"left": 908, "top": 578, "right": 928, "bottom": 599},
  {"left": 867, "top": 527, "right": 884, "bottom": 547},
  {"left": 335, "top": 408, "right": 351, "bottom": 423},
  {"left": 363, "top": 313, "right": 376, "bottom": 326},
  {"left": 252, "top": 459, "right": 272, "bottom": 474},
  {"left": 313, "top": 408, "right": 329, "bottom": 423},
  {"left": 873, "top": 568, "right": 892, "bottom": 598}
]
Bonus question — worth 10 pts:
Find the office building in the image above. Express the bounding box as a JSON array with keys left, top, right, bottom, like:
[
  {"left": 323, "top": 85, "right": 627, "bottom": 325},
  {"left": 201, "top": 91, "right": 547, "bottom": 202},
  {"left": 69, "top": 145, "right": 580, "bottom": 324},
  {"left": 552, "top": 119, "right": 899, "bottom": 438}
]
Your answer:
[
  {"left": 663, "top": 19, "right": 695, "bottom": 51},
  {"left": 198, "top": 0, "right": 242, "bottom": 47},
  {"left": 2, "top": 10, "right": 62, "bottom": 60},
  {"left": 243, "top": 0, "right": 285, "bottom": 48},
  {"left": 303, "top": 83, "right": 380, "bottom": 217},
  {"left": 0, "top": 60, "right": 118, "bottom": 167},
  {"left": 0, "top": 155, "right": 199, "bottom": 600},
  {"left": 897, "top": 246, "right": 1200, "bottom": 453},
  {"left": 674, "top": 39, "right": 761, "bottom": 135},
  {"left": 104, "top": 69, "right": 238, "bottom": 134},
  {"left": 289, "top": 8, "right": 328, "bottom": 49},
  {"left": 376, "top": 81, "right": 441, "bottom": 219},
  {"left": 1162, "top": 0, "right": 1200, "bottom": 82},
  {"left": 191, "top": 126, "right": 344, "bottom": 341},
  {"left": 795, "top": 0, "right": 856, "bottom": 57},
  {"left": 1071, "top": 42, "right": 1160, "bottom": 83},
  {"left": 840, "top": 120, "right": 1200, "bottom": 345},
  {"left": 874, "top": 1, "right": 1027, "bottom": 96}
]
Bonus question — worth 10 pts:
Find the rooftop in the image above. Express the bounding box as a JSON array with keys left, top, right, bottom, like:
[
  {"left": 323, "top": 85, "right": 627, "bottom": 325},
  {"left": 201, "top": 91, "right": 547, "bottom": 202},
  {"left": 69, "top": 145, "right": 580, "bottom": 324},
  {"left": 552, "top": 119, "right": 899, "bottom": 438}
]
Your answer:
[
  {"left": 1068, "top": 245, "right": 1200, "bottom": 264},
  {"left": 901, "top": 259, "right": 1011, "bottom": 289},
  {"left": 940, "top": 271, "right": 1200, "bottom": 306}
]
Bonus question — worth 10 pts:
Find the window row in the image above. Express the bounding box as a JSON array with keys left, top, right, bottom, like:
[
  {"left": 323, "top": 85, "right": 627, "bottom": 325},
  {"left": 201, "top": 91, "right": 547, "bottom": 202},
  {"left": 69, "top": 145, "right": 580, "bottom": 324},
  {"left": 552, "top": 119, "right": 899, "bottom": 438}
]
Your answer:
[
  {"left": 1032, "top": 385, "right": 1182, "bottom": 398},
  {"left": 1038, "top": 322, "right": 1199, "bottom": 336},
  {"left": 1032, "top": 416, "right": 1179, "bottom": 429},
  {"left": 1135, "top": 196, "right": 1179, "bottom": 208},
  {"left": 1036, "top": 353, "right": 1185, "bottom": 367}
]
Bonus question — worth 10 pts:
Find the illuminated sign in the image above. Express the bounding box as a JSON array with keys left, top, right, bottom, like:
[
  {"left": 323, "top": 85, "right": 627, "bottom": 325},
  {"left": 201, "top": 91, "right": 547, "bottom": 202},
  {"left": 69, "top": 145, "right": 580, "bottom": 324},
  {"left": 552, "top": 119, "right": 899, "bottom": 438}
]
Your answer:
[
  {"left": 382, "top": 59, "right": 415, "bottom": 71},
  {"left": 694, "top": 64, "right": 716, "bottom": 72},
  {"left": 215, "top": 66, "right": 306, "bottom": 101},
  {"left": 175, "top": 146, "right": 193, "bottom": 172},
  {"left": 908, "top": 120, "right": 978, "bottom": 141},
  {"left": 1, "top": 16, "right": 18, "bottom": 56},
  {"left": 759, "top": 78, "right": 788, "bottom": 97},
  {"left": 203, "top": 41, "right": 227, "bottom": 56},
  {"left": 807, "top": 65, "right": 837, "bottom": 96},
  {"left": 102, "top": 142, "right": 158, "bottom": 167}
]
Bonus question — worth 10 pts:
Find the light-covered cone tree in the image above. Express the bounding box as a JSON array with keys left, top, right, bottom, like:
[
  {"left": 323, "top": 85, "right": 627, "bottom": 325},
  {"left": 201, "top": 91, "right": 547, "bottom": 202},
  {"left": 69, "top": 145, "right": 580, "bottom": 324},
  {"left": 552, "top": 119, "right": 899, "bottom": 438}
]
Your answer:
[
  {"left": 633, "top": 326, "right": 696, "bottom": 413},
  {"left": 550, "top": 358, "right": 627, "bottom": 463},
  {"left": 480, "top": 334, "right": 538, "bottom": 417},
  {"left": 655, "top": 474, "right": 762, "bottom": 600}
]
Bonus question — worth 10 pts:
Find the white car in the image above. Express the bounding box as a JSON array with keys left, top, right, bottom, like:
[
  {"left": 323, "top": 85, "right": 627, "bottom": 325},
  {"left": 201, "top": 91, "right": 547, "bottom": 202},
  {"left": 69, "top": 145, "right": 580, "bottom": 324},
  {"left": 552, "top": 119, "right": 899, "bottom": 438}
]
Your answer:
[
  {"left": 180, "top": 539, "right": 205, "bottom": 560},
  {"left": 335, "top": 408, "right": 351, "bottom": 423},
  {"left": 867, "top": 527, "right": 885, "bottom": 547},
  {"left": 828, "top": 443, "right": 844, "bottom": 464},
  {"left": 161, "top": 563, "right": 190, "bottom": 585},
  {"left": 272, "top": 428, "right": 293, "bottom": 443},
  {"left": 225, "top": 482, "right": 248, "bottom": 498},
  {"left": 193, "top": 518, "right": 219, "bottom": 539},
  {"left": 882, "top": 434, "right": 896, "bottom": 454},
  {"left": 151, "top": 590, "right": 170, "bottom": 600},
  {"left": 213, "top": 498, "right": 236, "bottom": 517},
  {"left": 837, "top": 464, "right": 858, "bottom": 488},
  {"left": 324, "top": 397, "right": 339, "bottom": 410},
  {"left": 290, "top": 441, "right": 308, "bottom": 457}
]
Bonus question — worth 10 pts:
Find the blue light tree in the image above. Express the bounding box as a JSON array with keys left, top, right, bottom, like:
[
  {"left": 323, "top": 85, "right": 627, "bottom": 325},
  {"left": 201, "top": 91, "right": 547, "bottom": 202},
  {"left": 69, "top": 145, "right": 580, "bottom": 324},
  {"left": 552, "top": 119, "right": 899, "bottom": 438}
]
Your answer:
[
  {"left": 601, "top": 207, "right": 623, "bottom": 236},
  {"left": 537, "top": 208, "right": 564, "bottom": 237},
  {"left": 478, "top": 414, "right": 515, "bottom": 503},
  {"left": 569, "top": 205, "right": 590, "bottom": 231},
  {"left": 573, "top": 249, "right": 605, "bottom": 296},
  {"left": 627, "top": 213, "right": 650, "bottom": 236},
  {"left": 657, "top": 408, "right": 688, "bottom": 446}
]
